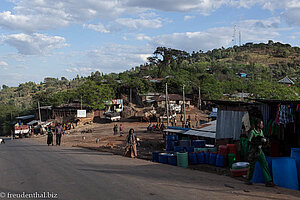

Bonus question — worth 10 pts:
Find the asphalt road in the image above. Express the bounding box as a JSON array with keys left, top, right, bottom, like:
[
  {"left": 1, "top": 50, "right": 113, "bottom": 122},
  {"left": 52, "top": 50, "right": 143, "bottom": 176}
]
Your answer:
[{"left": 0, "top": 138, "right": 300, "bottom": 200}]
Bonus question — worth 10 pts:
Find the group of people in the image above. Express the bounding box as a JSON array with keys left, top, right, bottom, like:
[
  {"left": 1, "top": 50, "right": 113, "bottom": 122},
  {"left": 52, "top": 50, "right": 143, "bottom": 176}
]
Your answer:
[
  {"left": 113, "top": 124, "right": 124, "bottom": 136},
  {"left": 147, "top": 123, "right": 166, "bottom": 132},
  {"left": 46, "top": 123, "right": 64, "bottom": 146}
]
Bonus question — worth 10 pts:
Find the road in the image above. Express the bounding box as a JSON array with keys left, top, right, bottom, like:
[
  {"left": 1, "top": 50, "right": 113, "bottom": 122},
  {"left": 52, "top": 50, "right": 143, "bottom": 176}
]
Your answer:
[{"left": 0, "top": 139, "right": 299, "bottom": 200}]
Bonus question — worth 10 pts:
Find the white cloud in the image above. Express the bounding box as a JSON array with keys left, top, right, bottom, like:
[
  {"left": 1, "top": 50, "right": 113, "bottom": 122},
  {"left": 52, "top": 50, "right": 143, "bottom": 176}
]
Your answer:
[
  {"left": 184, "top": 15, "right": 195, "bottom": 21},
  {"left": 83, "top": 23, "right": 111, "bottom": 33},
  {"left": 1, "top": 33, "right": 68, "bottom": 55},
  {"left": 65, "top": 67, "right": 101, "bottom": 73},
  {"left": 0, "top": 61, "right": 8, "bottom": 66}
]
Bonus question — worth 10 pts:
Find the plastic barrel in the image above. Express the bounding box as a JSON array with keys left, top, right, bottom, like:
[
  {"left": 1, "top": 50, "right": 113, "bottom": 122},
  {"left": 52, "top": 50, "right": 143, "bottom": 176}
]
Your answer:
[
  {"left": 189, "top": 152, "right": 198, "bottom": 165},
  {"left": 205, "top": 152, "right": 210, "bottom": 164},
  {"left": 208, "top": 147, "right": 218, "bottom": 152},
  {"left": 290, "top": 148, "right": 300, "bottom": 184},
  {"left": 177, "top": 152, "right": 188, "bottom": 168},
  {"left": 209, "top": 153, "right": 217, "bottom": 165},
  {"left": 152, "top": 151, "right": 163, "bottom": 162},
  {"left": 197, "top": 152, "right": 205, "bottom": 164},
  {"left": 192, "top": 140, "right": 206, "bottom": 148},
  {"left": 179, "top": 140, "right": 191, "bottom": 148},
  {"left": 216, "top": 154, "right": 225, "bottom": 167},
  {"left": 186, "top": 146, "right": 195, "bottom": 153},
  {"left": 166, "top": 141, "right": 178, "bottom": 151},
  {"left": 166, "top": 135, "right": 178, "bottom": 141},
  {"left": 158, "top": 153, "right": 169, "bottom": 164},
  {"left": 272, "top": 157, "right": 299, "bottom": 190},
  {"left": 228, "top": 153, "right": 236, "bottom": 168},
  {"left": 195, "top": 148, "right": 208, "bottom": 153},
  {"left": 174, "top": 146, "right": 185, "bottom": 152},
  {"left": 167, "top": 154, "right": 177, "bottom": 166},
  {"left": 218, "top": 145, "right": 228, "bottom": 155},
  {"left": 251, "top": 156, "right": 273, "bottom": 183}
]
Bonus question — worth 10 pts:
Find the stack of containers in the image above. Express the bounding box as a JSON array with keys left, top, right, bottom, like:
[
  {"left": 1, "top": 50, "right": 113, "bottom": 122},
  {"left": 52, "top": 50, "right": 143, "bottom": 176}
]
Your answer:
[
  {"left": 166, "top": 135, "right": 179, "bottom": 151},
  {"left": 216, "top": 145, "right": 228, "bottom": 167},
  {"left": 227, "top": 144, "right": 237, "bottom": 156},
  {"left": 227, "top": 144, "right": 237, "bottom": 168},
  {"left": 192, "top": 140, "right": 206, "bottom": 148}
]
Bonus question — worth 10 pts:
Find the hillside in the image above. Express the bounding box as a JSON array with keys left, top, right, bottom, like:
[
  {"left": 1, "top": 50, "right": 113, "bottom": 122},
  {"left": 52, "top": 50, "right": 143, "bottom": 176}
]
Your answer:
[{"left": 0, "top": 41, "right": 299, "bottom": 135}]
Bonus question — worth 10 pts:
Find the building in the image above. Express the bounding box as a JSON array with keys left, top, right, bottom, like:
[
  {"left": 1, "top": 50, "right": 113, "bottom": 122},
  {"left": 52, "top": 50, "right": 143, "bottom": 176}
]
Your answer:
[
  {"left": 278, "top": 76, "right": 295, "bottom": 85},
  {"left": 154, "top": 94, "right": 191, "bottom": 108}
]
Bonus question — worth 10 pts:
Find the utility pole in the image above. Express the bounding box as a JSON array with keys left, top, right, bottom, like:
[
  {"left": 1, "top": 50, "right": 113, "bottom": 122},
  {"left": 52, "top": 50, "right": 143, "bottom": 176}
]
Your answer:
[
  {"left": 166, "top": 83, "right": 169, "bottom": 127},
  {"left": 198, "top": 86, "right": 202, "bottom": 110},
  {"left": 38, "top": 101, "right": 41, "bottom": 123},
  {"left": 130, "top": 87, "right": 132, "bottom": 103},
  {"left": 183, "top": 85, "right": 186, "bottom": 126},
  {"left": 81, "top": 96, "right": 83, "bottom": 110}
]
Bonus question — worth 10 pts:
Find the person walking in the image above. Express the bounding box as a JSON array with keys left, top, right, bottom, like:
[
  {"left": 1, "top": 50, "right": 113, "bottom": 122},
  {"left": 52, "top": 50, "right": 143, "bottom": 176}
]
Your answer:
[
  {"left": 195, "top": 114, "right": 199, "bottom": 127},
  {"left": 119, "top": 124, "right": 124, "bottom": 136},
  {"left": 55, "top": 123, "right": 64, "bottom": 146},
  {"left": 46, "top": 126, "right": 53, "bottom": 146},
  {"left": 124, "top": 129, "right": 138, "bottom": 158},
  {"left": 246, "top": 119, "right": 275, "bottom": 187},
  {"left": 113, "top": 124, "right": 118, "bottom": 135}
]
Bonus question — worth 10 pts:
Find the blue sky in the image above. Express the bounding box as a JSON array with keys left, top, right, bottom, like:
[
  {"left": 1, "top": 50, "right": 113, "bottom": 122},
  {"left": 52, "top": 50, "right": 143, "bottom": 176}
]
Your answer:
[{"left": 0, "top": 0, "right": 299, "bottom": 87}]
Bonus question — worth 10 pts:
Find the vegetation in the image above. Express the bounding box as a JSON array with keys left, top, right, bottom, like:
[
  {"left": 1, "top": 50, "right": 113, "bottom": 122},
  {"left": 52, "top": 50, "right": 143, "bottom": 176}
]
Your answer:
[{"left": 0, "top": 41, "right": 299, "bottom": 135}]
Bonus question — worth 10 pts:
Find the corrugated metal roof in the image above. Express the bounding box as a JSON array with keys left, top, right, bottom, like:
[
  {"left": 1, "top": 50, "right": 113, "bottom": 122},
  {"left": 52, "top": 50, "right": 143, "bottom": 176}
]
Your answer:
[
  {"left": 182, "top": 120, "right": 216, "bottom": 138},
  {"left": 16, "top": 115, "right": 35, "bottom": 120},
  {"left": 163, "top": 129, "right": 186, "bottom": 134}
]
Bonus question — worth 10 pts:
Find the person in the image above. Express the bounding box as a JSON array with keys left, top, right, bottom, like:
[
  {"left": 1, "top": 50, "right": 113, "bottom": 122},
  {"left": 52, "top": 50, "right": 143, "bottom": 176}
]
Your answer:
[
  {"left": 195, "top": 114, "right": 199, "bottom": 127},
  {"left": 119, "top": 124, "right": 124, "bottom": 136},
  {"left": 46, "top": 126, "right": 53, "bottom": 146},
  {"left": 55, "top": 123, "right": 64, "bottom": 146},
  {"left": 124, "top": 129, "right": 138, "bottom": 158},
  {"left": 174, "top": 118, "right": 177, "bottom": 127},
  {"left": 180, "top": 115, "right": 183, "bottom": 122},
  {"left": 246, "top": 119, "right": 275, "bottom": 187},
  {"left": 113, "top": 124, "right": 118, "bottom": 135}
]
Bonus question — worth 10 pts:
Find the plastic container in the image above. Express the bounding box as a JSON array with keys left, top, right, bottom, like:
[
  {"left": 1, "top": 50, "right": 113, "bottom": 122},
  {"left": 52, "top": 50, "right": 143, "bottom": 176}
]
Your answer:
[
  {"left": 167, "top": 154, "right": 177, "bottom": 166},
  {"left": 179, "top": 140, "right": 191, "bottom": 148},
  {"left": 227, "top": 144, "right": 237, "bottom": 156},
  {"left": 177, "top": 152, "right": 188, "bottom": 168},
  {"left": 272, "top": 157, "right": 299, "bottom": 190},
  {"left": 174, "top": 146, "right": 185, "bottom": 152},
  {"left": 218, "top": 145, "right": 228, "bottom": 155},
  {"left": 228, "top": 153, "right": 236, "bottom": 168},
  {"left": 194, "top": 148, "right": 207, "bottom": 153},
  {"left": 290, "top": 148, "right": 300, "bottom": 184},
  {"left": 251, "top": 156, "right": 273, "bottom": 183},
  {"left": 166, "top": 135, "right": 178, "bottom": 141},
  {"left": 186, "top": 146, "right": 195, "bottom": 153},
  {"left": 189, "top": 152, "right": 198, "bottom": 165},
  {"left": 166, "top": 141, "right": 178, "bottom": 151},
  {"left": 152, "top": 151, "right": 163, "bottom": 162},
  {"left": 205, "top": 152, "right": 210, "bottom": 164},
  {"left": 216, "top": 154, "right": 225, "bottom": 167},
  {"left": 232, "top": 162, "right": 249, "bottom": 169},
  {"left": 208, "top": 147, "right": 218, "bottom": 152},
  {"left": 209, "top": 153, "right": 217, "bottom": 166},
  {"left": 192, "top": 140, "right": 206, "bottom": 148},
  {"left": 158, "top": 153, "right": 169, "bottom": 164},
  {"left": 196, "top": 152, "right": 205, "bottom": 164}
]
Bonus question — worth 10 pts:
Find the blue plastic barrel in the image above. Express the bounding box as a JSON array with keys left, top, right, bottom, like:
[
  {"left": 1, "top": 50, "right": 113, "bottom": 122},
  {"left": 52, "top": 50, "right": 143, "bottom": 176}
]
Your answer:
[
  {"left": 166, "top": 141, "right": 178, "bottom": 151},
  {"left": 167, "top": 154, "right": 177, "bottom": 166},
  {"left": 290, "top": 148, "right": 300, "bottom": 184},
  {"left": 209, "top": 153, "right": 217, "bottom": 165},
  {"left": 166, "top": 135, "right": 178, "bottom": 141},
  {"left": 192, "top": 140, "right": 206, "bottom": 148},
  {"left": 216, "top": 154, "right": 225, "bottom": 167},
  {"left": 186, "top": 146, "right": 195, "bottom": 153},
  {"left": 158, "top": 153, "right": 169, "bottom": 164},
  {"left": 205, "top": 152, "right": 210, "bottom": 164},
  {"left": 196, "top": 152, "right": 205, "bottom": 164},
  {"left": 272, "top": 157, "right": 299, "bottom": 190},
  {"left": 152, "top": 151, "right": 163, "bottom": 162},
  {"left": 174, "top": 146, "right": 185, "bottom": 152},
  {"left": 189, "top": 152, "right": 198, "bottom": 165},
  {"left": 179, "top": 140, "right": 191, "bottom": 148},
  {"left": 251, "top": 156, "right": 273, "bottom": 183}
]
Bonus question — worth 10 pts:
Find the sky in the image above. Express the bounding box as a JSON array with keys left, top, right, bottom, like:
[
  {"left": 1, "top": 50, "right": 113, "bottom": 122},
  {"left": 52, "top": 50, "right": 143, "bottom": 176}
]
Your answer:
[{"left": 0, "top": 0, "right": 299, "bottom": 87}]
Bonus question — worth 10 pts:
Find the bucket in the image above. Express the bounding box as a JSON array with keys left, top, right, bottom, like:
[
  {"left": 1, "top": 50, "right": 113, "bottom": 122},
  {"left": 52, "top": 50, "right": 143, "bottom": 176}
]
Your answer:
[
  {"left": 209, "top": 153, "right": 217, "bottom": 166},
  {"left": 177, "top": 152, "right": 188, "bottom": 168},
  {"left": 192, "top": 140, "right": 206, "bottom": 148},
  {"left": 216, "top": 154, "right": 225, "bottom": 167},
  {"left": 158, "top": 153, "right": 169, "bottom": 164},
  {"left": 167, "top": 154, "right": 177, "bottom": 166},
  {"left": 189, "top": 152, "right": 198, "bottom": 165}
]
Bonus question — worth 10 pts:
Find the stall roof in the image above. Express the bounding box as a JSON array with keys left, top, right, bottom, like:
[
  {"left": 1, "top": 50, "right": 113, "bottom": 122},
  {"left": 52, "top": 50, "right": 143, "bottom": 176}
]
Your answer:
[
  {"left": 16, "top": 115, "right": 35, "bottom": 120},
  {"left": 27, "top": 120, "right": 39, "bottom": 126},
  {"left": 163, "top": 129, "right": 187, "bottom": 134},
  {"left": 182, "top": 120, "right": 216, "bottom": 138}
]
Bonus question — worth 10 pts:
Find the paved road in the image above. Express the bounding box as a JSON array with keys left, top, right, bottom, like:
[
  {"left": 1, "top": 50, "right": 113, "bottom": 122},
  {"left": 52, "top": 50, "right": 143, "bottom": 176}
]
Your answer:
[{"left": 0, "top": 139, "right": 300, "bottom": 200}]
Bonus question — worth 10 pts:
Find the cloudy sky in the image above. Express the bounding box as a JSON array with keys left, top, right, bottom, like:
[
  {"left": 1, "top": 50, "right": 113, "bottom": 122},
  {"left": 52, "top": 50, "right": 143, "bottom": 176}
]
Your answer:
[{"left": 0, "top": 0, "right": 299, "bottom": 86}]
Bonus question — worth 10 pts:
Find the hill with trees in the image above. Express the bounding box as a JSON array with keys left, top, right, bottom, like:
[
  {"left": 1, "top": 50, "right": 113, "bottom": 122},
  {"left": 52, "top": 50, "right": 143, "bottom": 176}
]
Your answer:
[{"left": 0, "top": 41, "right": 299, "bottom": 135}]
